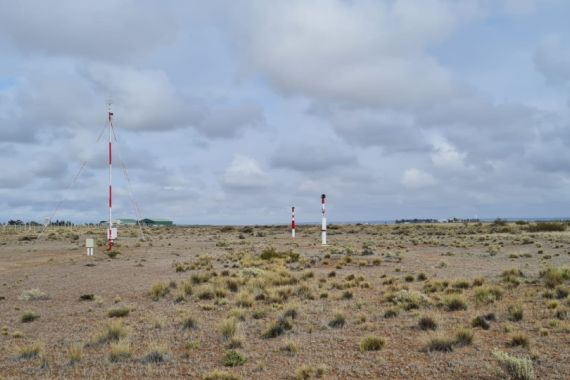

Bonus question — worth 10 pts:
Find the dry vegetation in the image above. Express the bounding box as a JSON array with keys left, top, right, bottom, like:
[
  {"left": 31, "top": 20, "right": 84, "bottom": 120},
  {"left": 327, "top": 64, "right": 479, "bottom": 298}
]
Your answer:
[{"left": 1, "top": 222, "right": 570, "bottom": 378}]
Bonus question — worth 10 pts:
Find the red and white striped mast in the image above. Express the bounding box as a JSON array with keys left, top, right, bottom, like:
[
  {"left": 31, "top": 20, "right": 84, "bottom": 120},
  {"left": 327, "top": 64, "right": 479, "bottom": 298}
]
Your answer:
[
  {"left": 321, "top": 194, "right": 327, "bottom": 245},
  {"left": 107, "top": 103, "right": 114, "bottom": 250},
  {"left": 291, "top": 206, "right": 296, "bottom": 238}
]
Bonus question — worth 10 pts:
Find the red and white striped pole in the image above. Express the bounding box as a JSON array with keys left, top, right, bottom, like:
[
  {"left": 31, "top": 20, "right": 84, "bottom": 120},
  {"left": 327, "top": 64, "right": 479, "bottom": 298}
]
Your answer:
[
  {"left": 321, "top": 194, "right": 327, "bottom": 245},
  {"left": 107, "top": 106, "right": 114, "bottom": 251},
  {"left": 291, "top": 206, "right": 296, "bottom": 238}
]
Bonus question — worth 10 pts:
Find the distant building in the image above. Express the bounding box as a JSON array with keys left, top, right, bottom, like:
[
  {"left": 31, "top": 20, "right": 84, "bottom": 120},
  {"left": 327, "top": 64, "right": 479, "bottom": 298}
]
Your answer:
[
  {"left": 141, "top": 218, "right": 174, "bottom": 227},
  {"left": 115, "top": 218, "right": 138, "bottom": 226}
]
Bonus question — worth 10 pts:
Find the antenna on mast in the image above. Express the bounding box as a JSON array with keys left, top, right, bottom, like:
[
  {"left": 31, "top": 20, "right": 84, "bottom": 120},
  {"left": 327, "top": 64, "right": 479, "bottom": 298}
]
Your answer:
[{"left": 107, "top": 100, "right": 116, "bottom": 250}]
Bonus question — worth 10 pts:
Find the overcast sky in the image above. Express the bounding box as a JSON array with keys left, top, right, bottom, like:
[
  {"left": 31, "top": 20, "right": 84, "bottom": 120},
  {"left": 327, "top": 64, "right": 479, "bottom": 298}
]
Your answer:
[{"left": 1, "top": 0, "right": 570, "bottom": 225}]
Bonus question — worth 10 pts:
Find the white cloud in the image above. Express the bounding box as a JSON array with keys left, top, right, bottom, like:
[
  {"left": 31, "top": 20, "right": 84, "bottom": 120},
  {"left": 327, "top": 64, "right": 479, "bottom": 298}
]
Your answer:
[
  {"left": 430, "top": 139, "right": 467, "bottom": 170},
  {"left": 401, "top": 168, "right": 437, "bottom": 189},
  {"left": 231, "top": 0, "right": 479, "bottom": 107},
  {"left": 223, "top": 155, "right": 270, "bottom": 190}
]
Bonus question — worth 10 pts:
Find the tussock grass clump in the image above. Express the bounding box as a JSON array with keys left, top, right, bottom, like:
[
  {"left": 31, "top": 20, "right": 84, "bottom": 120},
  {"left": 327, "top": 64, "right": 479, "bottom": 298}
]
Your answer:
[
  {"left": 79, "top": 294, "right": 95, "bottom": 301},
  {"left": 181, "top": 314, "right": 198, "bottom": 330},
  {"left": 191, "top": 272, "right": 212, "bottom": 285},
  {"left": 493, "top": 350, "right": 535, "bottom": 380},
  {"left": 328, "top": 312, "right": 346, "bottom": 328},
  {"left": 196, "top": 285, "right": 216, "bottom": 300},
  {"left": 384, "top": 308, "right": 399, "bottom": 318},
  {"left": 142, "top": 344, "right": 168, "bottom": 363},
  {"left": 418, "top": 315, "right": 438, "bottom": 331},
  {"left": 21, "top": 311, "right": 40, "bottom": 323},
  {"left": 475, "top": 286, "right": 503, "bottom": 305},
  {"left": 508, "top": 333, "right": 529, "bottom": 348},
  {"left": 220, "top": 318, "right": 239, "bottom": 340},
  {"left": 281, "top": 339, "right": 300, "bottom": 354},
  {"left": 67, "top": 344, "right": 82, "bottom": 365},
  {"left": 260, "top": 247, "right": 299, "bottom": 262},
  {"left": 444, "top": 295, "right": 468, "bottom": 311},
  {"left": 471, "top": 315, "right": 491, "bottom": 330},
  {"left": 108, "top": 307, "right": 130, "bottom": 318},
  {"left": 424, "top": 335, "right": 454, "bottom": 352},
  {"left": 19, "top": 289, "right": 49, "bottom": 301},
  {"left": 262, "top": 316, "right": 293, "bottom": 338},
  {"left": 540, "top": 267, "right": 570, "bottom": 288},
  {"left": 17, "top": 342, "right": 44, "bottom": 360},
  {"left": 235, "top": 292, "right": 254, "bottom": 308},
  {"left": 109, "top": 341, "right": 131, "bottom": 362},
  {"left": 454, "top": 328, "right": 474, "bottom": 346},
  {"left": 282, "top": 304, "right": 299, "bottom": 320},
  {"left": 222, "top": 350, "right": 246, "bottom": 367},
  {"left": 203, "top": 370, "right": 241, "bottom": 380},
  {"left": 181, "top": 281, "right": 193, "bottom": 296},
  {"left": 88, "top": 320, "right": 128, "bottom": 346},
  {"left": 452, "top": 279, "right": 470, "bottom": 289},
  {"left": 149, "top": 282, "right": 169, "bottom": 301},
  {"left": 359, "top": 335, "right": 385, "bottom": 352},
  {"left": 295, "top": 365, "right": 314, "bottom": 380},
  {"left": 527, "top": 222, "right": 566, "bottom": 232},
  {"left": 387, "top": 290, "right": 430, "bottom": 311},
  {"left": 508, "top": 305, "right": 524, "bottom": 321}
]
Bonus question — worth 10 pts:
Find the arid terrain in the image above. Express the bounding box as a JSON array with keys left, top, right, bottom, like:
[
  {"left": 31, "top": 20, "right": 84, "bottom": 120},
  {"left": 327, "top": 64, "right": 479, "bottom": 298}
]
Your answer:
[{"left": 1, "top": 222, "right": 569, "bottom": 379}]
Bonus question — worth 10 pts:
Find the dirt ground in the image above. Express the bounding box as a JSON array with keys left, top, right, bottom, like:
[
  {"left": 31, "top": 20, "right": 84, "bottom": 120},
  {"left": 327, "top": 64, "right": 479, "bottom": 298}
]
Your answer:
[{"left": 0, "top": 223, "right": 569, "bottom": 379}]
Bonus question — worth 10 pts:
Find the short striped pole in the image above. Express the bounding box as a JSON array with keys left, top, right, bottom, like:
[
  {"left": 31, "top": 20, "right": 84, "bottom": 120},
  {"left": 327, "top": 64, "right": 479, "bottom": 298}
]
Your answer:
[
  {"left": 321, "top": 194, "right": 327, "bottom": 245},
  {"left": 291, "top": 206, "right": 296, "bottom": 238}
]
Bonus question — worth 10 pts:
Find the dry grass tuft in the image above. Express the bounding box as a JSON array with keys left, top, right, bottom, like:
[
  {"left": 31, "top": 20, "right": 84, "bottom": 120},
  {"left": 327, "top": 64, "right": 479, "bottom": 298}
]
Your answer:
[
  {"left": 19, "top": 289, "right": 49, "bottom": 301},
  {"left": 359, "top": 335, "right": 385, "bottom": 352},
  {"left": 493, "top": 350, "right": 535, "bottom": 380}
]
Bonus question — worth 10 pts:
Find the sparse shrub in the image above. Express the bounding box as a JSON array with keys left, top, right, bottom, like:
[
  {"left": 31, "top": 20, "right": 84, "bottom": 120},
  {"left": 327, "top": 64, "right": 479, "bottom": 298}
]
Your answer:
[
  {"left": 282, "top": 304, "right": 299, "bottom": 320},
  {"left": 17, "top": 342, "right": 44, "bottom": 360},
  {"left": 452, "top": 280, "right": 470, "bottom": 289},
  {"left": 191, "top": 272, "right": 211, "bottom": 285},
  {"left": 454, "top": 328, "right": 474, "bottom": 346},
  {"left": 19, "top": 289, "right": 49, "bottom": 301},
  {"left": 108, "top": 307, "right": 130, "bottom": 318},
  {"left": 109, "top": 340, "right": 131, "bottom": 362},
  {"left": 417, "top": 272, "right": 427, "bottom": 281},
  {"left": 387, "top": 290, "right": 430, "bottom": 311},
  {"left": 149, "top": 282, "right": 169, "bottom": 301},
  {"left": 509, "top": 333, "right": 529, "bottom": 348},
  {"left": 181, "top": 314, "right": 198, "bottom": 330},
  {"left": 223, "top": 350, "right": 246, "bottom": 367},
  {"left": 555, "top": 287, "right": 568, "bottom": 299},
  {"left": 203, "top": 370, "right": 241, "bottom": 380},
  {"left": 475, "top": 286, "right": 503, "bottom": 305},
  {"left": 424, "top": 335, "right": 454, "bottom": 352},
  {"left": 341, "top": 290, "right": 353, "bottom": 300},
  {"left": 418, "top": 315, "right": 438, "bottom": 331},
  {"left": 79, "top": 294, "right": 95, "bottom": 301},
  {"left": 493, "top": 350, "right": 535, "bottom": 380},
  {"left": 527, "top": 222, "right": 566, "bottom": 232},
  {"left": 359, "top": 335, "right": 385, "bottom": 352},
  {"left": 220, "top": 318, "right": 238, "bottom": 340},
  {"left": 471, "top": 315, "right": 491, "bottom": 330},
  {"left": 541, "top": 267, "right": 570, "bottom": 288},
  {"left": 21, "top": 311, "right": 40, "bottom": 323},
  {"left": 384, "top": 308, "right": 399, "bottom": 318},
  {"left": 197, "top": 285, "right": 215, "bottom": 300},
  {"left": 142, "top": 344, "right": 168, "bottom": 363},
  {"left": 405, "top": 275, "right": 414, "bottom": 282},
  {"left": 235, "top": 292, "right": 254, "bottom": 308},
  {"left": 67, "top": 344, "right": 82, "bottom": 364},
  {"left": 89, "top": 320, "right": 128, "bottom": 345},
  {"left": 261, "top": 316, "right": 293, "bottom": 338},
  {"left": 508, "top": 305, "right": 524, "bottom": 321},
  {"left": 328, "top": 312, "right": 346, "bottom": 328},
  {"left": 281, "top": 339, "right": 300, "bottom": 354},
  {"left": 444, "top": 295, "right": 468, "bottom": 311},
  {"left": 295, "top": 365, "right": 313, "bottom": 380}
]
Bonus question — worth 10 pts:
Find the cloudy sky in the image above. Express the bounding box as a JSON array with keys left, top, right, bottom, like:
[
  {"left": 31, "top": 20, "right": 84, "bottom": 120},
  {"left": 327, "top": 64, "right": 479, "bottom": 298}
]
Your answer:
[{"left": 1, "top": 0, "right": 570, "bottom": 225}]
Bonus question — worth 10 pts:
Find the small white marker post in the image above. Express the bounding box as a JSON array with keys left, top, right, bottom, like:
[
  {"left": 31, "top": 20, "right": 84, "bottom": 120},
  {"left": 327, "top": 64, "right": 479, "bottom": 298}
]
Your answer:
[
  {"left": 291, "top": 206, "right": 296, "bottom": 238},
  {"left": 86, "top": 238, "right": 94, "bottom": 256},
  {"left": 321, "top": 194, "right": 327, "bottom": 245}
]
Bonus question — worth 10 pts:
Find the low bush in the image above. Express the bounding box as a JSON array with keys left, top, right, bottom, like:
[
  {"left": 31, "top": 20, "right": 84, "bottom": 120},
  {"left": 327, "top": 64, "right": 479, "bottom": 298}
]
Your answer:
[
  {"left": 359, "top": 336, "right": 385, "bottom": 352},
  {"left": 493, "top": 350, "right": 535, "bottom": 380}
]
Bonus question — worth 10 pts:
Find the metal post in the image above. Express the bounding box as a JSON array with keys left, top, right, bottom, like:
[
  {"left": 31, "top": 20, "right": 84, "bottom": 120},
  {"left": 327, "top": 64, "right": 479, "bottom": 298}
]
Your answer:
[{"left": 321, "top": 194, "right": 327, "bottom": 245}]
